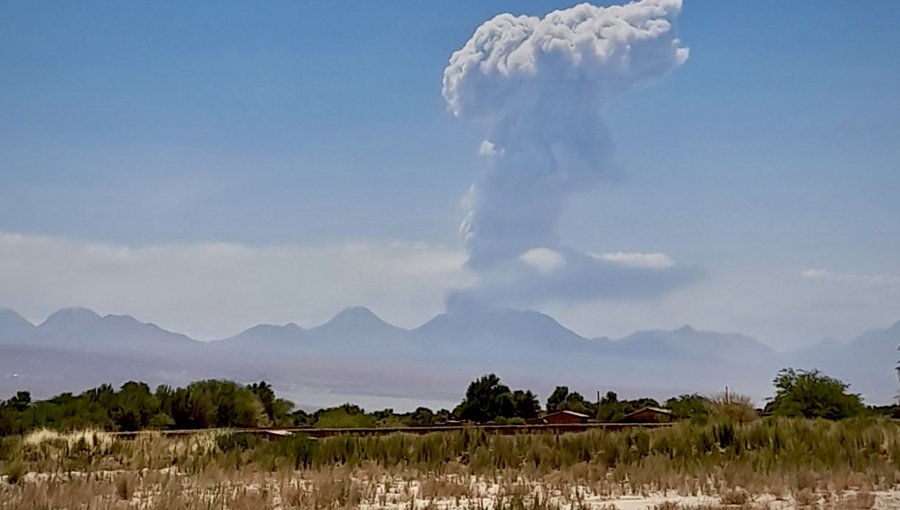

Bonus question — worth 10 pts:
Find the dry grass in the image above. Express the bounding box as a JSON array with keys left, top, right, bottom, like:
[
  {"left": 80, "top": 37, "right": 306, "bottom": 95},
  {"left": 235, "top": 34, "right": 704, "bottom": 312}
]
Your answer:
[
  {"left": 719, "top": 487, "right": 751, "bottom": 505},
  {"left": 2, "top": 419, "right": 899, "bottom": 509},
  {"left": 0, "top": 466, "right": 894, "bottom": 509},
  {"left": 841, "top": 490, "right": 877, "bottom": 510},
  {"left": 114, "top": 473, "right": 132, "bottom": 500},
  {"left": 792, "top": 487, "right": 819, "bottom": 507},
  {"left": 418, "top": 476, "right": 472, "bottom": 500},
  {"left": 23, "top": 427, "right": 116, "bottom": 450}
]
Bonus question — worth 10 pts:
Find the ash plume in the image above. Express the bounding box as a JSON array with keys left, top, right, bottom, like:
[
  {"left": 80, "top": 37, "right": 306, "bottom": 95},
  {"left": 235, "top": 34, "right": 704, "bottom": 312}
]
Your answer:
[{"left": 443, "top": 0, "right": 697, "bottom": 308}]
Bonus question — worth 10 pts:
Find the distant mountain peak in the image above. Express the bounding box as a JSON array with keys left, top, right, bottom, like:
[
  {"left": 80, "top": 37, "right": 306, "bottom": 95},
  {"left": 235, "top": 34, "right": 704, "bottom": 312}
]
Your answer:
[
  {"left": 101, "top": 313, "right": 140, "bottom": 324},
  {"left": 335, "top": 306, "right": 380, "bottom": 319},
  {"left": 319, "top": 306, "right": 395, "bottom": 330},
  {"left": 500, "top": 308, "right": 578, "bottom": 332},
  {"left": 415, "top": 306, "right": 586, "bottom": 348},
  {"left": 616, "top": 324, "right": 774, "bottom": 363},
  {"left": 96, "top": 314, "right": 183, "bottom": 336},
  {"left": 239, "top": 322, "right": 305, "bottom": 335},
  {"left": 40, "top": 307, "right": 101, "bottom": 328},
  {"left": 0, "top": 308, "right": 31, "bottom": 324},
  {"left": 851, "top": 318, "right": 900, "bottom": 349},
  {"left": 0, "top": 308, "right": 35, "bottom": 340},
  {"left": 444, "top": 306, "right": 562, "bottom": 324},
  {"left": 234, "top": 322, "right": 306, "bottom": 341},
  {"left": 46, "top": 306, "right": 100, "bottom": 318}
]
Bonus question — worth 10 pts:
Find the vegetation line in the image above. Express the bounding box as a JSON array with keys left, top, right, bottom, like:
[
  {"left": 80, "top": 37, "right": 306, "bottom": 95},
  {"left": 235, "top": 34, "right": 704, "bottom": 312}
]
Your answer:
[{"left": 0, "top": 367, "right": 886, "bottom": 436}]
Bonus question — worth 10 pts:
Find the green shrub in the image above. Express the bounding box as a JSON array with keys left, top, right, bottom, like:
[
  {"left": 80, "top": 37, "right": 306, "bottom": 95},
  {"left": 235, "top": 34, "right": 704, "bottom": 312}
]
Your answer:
[
  {"left": 216, "top": 432, "right": 261, "bottom": 453},
  {"left": 0, "top": 436, "right": 20, "bottom": 462},
  {"left": 4, "top": 462, "right": 24, "bottom": 484},
  {"left": 253, "top": 434, "right": 318, "bottom": 469}
]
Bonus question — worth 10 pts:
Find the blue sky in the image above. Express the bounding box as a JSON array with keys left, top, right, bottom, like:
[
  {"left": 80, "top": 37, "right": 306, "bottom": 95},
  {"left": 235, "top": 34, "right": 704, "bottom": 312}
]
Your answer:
[{"left": 1, "top": 1, "right": 898, "bottom": 347}]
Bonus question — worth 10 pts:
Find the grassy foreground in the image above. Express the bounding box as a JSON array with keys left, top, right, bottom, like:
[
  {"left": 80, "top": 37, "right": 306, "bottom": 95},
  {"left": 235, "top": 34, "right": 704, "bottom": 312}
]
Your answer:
[{"left": 1, "top": 418, "right": 897, "bottom": 509}]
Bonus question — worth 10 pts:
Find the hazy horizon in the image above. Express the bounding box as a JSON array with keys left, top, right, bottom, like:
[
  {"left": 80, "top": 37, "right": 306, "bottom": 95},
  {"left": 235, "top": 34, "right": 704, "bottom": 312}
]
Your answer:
[{"left": 4, "top": 304, "right": 898, "bottom": 355}]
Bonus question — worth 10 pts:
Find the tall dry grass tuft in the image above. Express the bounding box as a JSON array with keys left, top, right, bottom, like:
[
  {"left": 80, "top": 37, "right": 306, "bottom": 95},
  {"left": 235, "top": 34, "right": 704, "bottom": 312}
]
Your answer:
[
  {"left": 2, "top": 462, "right": 24, "bottom": 484},
  {"left": 792, "top": 487, "right": 820, "bottom": 507},
  {"left": 718, "top": 487, "right": 750, "bottom": 505},
  {"left": 844, "top": 490, "right": 876, "bottom": 509},
  {"left": 418, "top": 476, "right": 472, "bottom": 500},
  {"left": 114, "top": 473, "right": 132, "bottom": 500},
  {"left": 23, "top": 428, "right": 116, "bottom": 451},
  {"left": 707, "top": 393, "right": 757, "bottom": 424}
]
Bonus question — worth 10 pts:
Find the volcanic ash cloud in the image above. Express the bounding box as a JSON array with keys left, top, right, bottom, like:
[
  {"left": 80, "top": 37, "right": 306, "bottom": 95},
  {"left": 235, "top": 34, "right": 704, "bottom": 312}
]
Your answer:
[{"left": 442, "top": 0, "right": 698, "bottom": 308}]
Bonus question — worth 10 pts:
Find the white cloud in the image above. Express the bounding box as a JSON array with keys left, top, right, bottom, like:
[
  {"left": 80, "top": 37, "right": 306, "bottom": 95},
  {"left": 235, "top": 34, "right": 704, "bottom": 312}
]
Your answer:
[
  {"left": 478, "top": 140, "right": 499, "bottom": 157},
  {"left": 801, "top": 268, "right": 900, "bottom": 289},
  {"left": 517, "top": 247, "right": 566, "bottom": 273},
  {"left": 0, "top": 231, "right": 472, "bottom": 339},
  {"left": 593, "top": 251, "right": 676, "bottom": 269}
]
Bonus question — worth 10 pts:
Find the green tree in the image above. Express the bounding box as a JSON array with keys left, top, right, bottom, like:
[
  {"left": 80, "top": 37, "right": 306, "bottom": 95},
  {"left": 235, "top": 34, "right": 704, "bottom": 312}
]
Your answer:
[
  {"left": 767, "top": 368, "right": 864, "bottom": 420},
  {"left": 511, "top": 390, "right": 540, "bottom": 419},
  {"left": 113, "top": 381, "right": 159, "bottom": 431},
  {"left": 289, "top": 409, "right": 312, "bottom": 427},
  {"left": 666, "top": 394, "right": 709, "bottom": 422},
  {"left": 546, "top": 386, "right": 590, "bottom": 414},
  {"left": 455, "top": 374, "right": 514, "bottom": 423},
  {"left": 269, "top": 398, "right": 295, "bottom": 427},
  {"left": 248, "top": 381, "right": 275, "bottom": 418},
  {"left": 247, "top": 381, "right": 294, "bottom": 426},
  {"left": 406, "top": 407, "right": 436, "bottom": 426},
  {"left": 148, "top": 412, "right": 175, "bottom": 430},
  {"left": 0, "top": 405, "right": 19, "bottom": 435},
  {"left": 597, "top": 391, "right": 624, "bottom": 422},
  {"left": 186, "top": 385, "right": 217, "bottom": 428},
  {"left": 546, "top": 386, "right": 570, "bottom": 413},
  {"left": 209, "top": 380, "right": 268, "bottom": 427},
  {"left": 314, "top": 404, "right": 376, "bottom": 428},
  {"left": 9, "top": 391, "right": 31, "bottom": 412}
]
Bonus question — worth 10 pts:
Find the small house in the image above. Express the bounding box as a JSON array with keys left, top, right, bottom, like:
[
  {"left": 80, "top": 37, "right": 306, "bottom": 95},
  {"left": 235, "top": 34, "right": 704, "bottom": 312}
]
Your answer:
[
  {"left": 621, "top": 406, "right": 672, "bottom": 423},
  {"left": 260, "top": 429, "right": 294, "bottom": 440},
  {"left": 527, "top": 410, "right": 591, "bottom": 425}
]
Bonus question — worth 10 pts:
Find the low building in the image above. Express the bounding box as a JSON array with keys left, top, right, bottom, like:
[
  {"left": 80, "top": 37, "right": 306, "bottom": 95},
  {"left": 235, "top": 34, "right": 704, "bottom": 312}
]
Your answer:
[
  {"left": 526, "top": 410, "right": 591, "bottom": 425},
  {"left": 621, "top": 406, "right": 672, "bottom": 423}
]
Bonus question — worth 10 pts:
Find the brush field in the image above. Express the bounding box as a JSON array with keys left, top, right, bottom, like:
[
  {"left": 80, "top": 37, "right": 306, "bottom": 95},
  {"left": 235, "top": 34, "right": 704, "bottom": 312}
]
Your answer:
[{"left": 1, "top": 418, "right": 898, "bottom": 509}]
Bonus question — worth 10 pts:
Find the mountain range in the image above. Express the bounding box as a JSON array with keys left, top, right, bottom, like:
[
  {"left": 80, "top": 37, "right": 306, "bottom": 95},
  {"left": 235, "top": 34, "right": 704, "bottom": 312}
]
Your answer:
[{"left": 1, "top": 306, "right": 897, "bottom": 410}]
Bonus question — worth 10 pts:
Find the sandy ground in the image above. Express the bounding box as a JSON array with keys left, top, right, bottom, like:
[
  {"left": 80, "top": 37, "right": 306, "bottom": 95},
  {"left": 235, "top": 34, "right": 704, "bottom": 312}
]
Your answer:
[
  {"left": 351, "top": 488, "right": 897, "bottom": 509},
  {"left": 3, "top": 470, "right": 896, "bottom": 509}
]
